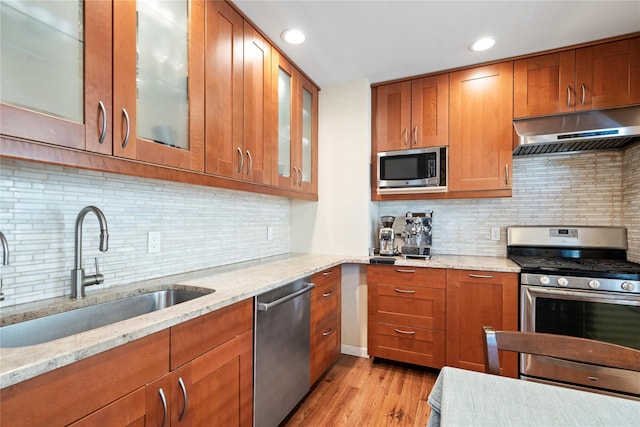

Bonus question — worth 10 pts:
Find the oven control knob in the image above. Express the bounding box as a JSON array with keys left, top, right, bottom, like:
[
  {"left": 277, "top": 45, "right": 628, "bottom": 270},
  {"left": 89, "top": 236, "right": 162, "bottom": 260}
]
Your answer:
[
  {"left": 588, "top": 280, "right": 600, "bottom": 289},
  {"left": 621, "top": 282, "right": 635, "bottom": 292},
  {"left": 539, "top": 276, "right": 550, "bottom": 285},
  {"left": 557, "top": 277, "right": 569, "bottom": 287}
]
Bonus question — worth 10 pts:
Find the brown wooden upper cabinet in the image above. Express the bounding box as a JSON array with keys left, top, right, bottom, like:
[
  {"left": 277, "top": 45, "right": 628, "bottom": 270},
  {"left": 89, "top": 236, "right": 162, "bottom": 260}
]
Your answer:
[
  {"left": 113, "top": 0, "right": 205, "bottom": 172},
  {"left": 272, "top": 51, "right": 319, "bottom": 194},
  {"left": 449, "top": 62, "right": 513, "bottom": 193},
  {"left": 0, "top": 0, "right": 113, "bottom": 155},
  {"left": 205, "top": 0, "right": 272, "bottom": 185},
  {"left": 374, "top": 74, "right": 449, "bottom": 152},
  {"left": 514, "top": 37, "right": 640, "bottom": 118}
]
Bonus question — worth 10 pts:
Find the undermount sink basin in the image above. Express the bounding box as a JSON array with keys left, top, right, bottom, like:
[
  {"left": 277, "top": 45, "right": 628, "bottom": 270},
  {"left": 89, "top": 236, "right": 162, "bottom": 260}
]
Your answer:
[{"left": 0, "top": 288, "right": 213, "bottom": 348}]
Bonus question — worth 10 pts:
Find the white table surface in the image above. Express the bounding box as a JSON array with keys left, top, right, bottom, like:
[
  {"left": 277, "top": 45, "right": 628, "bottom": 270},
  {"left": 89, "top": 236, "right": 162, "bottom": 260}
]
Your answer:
[{"left": 427, "top": 367, "right": 640, "bottom": 426}]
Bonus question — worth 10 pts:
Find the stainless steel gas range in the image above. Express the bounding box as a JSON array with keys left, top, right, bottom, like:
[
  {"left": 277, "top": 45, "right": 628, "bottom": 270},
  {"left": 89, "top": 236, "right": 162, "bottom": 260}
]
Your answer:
[{"left": 507, "top": 226, "right": 640, "bottom": 400}]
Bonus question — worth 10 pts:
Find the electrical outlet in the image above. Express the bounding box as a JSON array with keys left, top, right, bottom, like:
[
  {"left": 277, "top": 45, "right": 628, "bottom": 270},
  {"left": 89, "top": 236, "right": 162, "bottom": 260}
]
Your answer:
[
  {"left": 267, "top": 226, "right": 273, "bottom": 241},
  {"left": 148, "top": 231, "right": 161, "bottom": 253},
  {"left": 491, "top": 227, "right": 501, "bottom": 241}
]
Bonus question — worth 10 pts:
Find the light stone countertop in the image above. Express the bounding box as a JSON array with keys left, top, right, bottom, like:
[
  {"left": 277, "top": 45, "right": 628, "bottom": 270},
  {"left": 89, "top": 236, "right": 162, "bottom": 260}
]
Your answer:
[{"left": 0, "top": 253, "right": 519, "bottom": 389}]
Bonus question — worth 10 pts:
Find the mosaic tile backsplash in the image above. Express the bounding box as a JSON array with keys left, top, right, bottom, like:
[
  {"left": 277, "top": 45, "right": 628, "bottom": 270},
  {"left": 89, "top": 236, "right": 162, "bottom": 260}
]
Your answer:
[{"left": 0, "top": 160, "right": 291, "bottom": 307}]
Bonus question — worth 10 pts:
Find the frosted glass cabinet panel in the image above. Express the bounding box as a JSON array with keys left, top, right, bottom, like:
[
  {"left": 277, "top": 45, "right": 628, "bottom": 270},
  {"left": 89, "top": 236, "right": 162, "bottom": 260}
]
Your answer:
[
  {"left": 0, "top": 0, "right": 83, "bottom": 122},
  {"left": 136, "top": 0, "right": 189, "bottom": 150},
  {"left": 301, "top": 87, "right": 312, "bottom": 184},
  {"left": 277, "top": 67, "right": 292, "bottom": 178}
]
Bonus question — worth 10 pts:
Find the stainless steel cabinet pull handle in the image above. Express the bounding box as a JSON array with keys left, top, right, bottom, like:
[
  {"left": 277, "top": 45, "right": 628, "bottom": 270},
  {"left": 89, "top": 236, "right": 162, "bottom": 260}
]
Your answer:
[
  {"left": 581, "top": 84, "right": 586, "bottom": 106},
  {"left": 394, "top": 328, "right": 415, "bottom": 335},
  {"left": 403, "top": 128, "right": 408, "bottom": 145},
  {"left": 121, "top": 108, "right": 130, "bottom": 149},
  {"left": 567, "top": 86, "right": 572, "bottom": 108},
  {"left": 322, "top": 270, "right": 333, "bottom": 276},
  {"left": 98, "top": 101, "right": 107, "bottom": 144},
  {"left": 395, "top": 269, "right": 416, "bottom": 273},
  {"left": 178, "top": 377, "right": 188, "bottom": 421},
  {"left": 394, "top": 288, "right": 416, "bottom": 294},
  {"left": 297, "top": 168, "right": 302, "bottom": 186},
  {"left": 322, "top": 328, "right": 334, "bottom": 337},
  {"left": 469, "top": 274, "right": 494, "bottom": 279},
  {"left": 158, "top": 388, "right": 168, "bottom": 427},
  {"left": 292, "top": 167, "right": 298, "bottom": 185},
  {"left": 505, "top": 164, "right": 510, "bottom": 186},
  {"left": 413, "top": 126, "right": 418, "bottom": 145},
  {"left": 246, "top": 150, "right": 253, "bottom": 175},
  {"left": 237, "top": 147, "right": 244, "bottom": 174},
  {"left": 322, "top": 290, "right": 333, "bottom": 297}
]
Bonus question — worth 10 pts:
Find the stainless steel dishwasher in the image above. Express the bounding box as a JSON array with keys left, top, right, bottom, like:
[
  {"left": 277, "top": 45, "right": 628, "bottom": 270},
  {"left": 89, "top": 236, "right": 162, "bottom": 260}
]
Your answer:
[{"left": 254, "top": 278, "right": 314, "bottom": 427}]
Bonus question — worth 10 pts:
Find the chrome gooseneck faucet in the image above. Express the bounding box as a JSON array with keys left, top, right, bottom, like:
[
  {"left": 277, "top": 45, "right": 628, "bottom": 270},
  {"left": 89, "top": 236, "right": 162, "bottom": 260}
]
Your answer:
[
  {"left": 71, "top": 206, "right": 109, "bottom": 299},
  {"left": 0, "top": 231, "right": 8, "bottom": 301}
]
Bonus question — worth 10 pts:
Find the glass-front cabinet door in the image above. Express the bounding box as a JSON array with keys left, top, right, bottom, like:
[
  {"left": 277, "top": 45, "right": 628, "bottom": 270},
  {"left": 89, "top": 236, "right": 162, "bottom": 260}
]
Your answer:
[
  {"left": 113, "top": 0, "right": 204, "bottom": 171},
  {"left": 0, "top": 0, "right": 112, "bottom": 154},
  {"left": 296, "top": 75, "right": 317, "bottom": 194},
  {"left": 272, "top": 51, "right": 318, "bottom": 194}
]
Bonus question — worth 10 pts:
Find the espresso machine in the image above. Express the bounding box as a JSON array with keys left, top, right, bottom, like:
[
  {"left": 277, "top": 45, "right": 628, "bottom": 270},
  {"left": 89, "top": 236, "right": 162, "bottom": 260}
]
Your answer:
[
  {"left": 379, "top": 216, "right": 396, "bottom": 256},
  {"left": 401, "top": 211, "right": 433, "bottom": 258}
]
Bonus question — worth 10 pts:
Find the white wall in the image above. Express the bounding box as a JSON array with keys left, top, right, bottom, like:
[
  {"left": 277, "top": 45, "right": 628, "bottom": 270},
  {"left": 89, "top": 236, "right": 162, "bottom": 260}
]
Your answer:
[{"left": 291, "top": 78, "right": 373, "bottom": 256}]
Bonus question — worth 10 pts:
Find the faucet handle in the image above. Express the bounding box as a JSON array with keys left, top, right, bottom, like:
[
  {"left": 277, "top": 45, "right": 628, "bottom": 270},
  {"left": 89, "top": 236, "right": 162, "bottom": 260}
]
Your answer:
[{"left": 93, "top": 257, "right": 104, "bottom": 285}]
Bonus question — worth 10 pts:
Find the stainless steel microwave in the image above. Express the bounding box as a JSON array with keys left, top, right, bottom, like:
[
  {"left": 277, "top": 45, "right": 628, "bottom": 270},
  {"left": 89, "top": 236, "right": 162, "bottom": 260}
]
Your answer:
[{"left": 377, "top": 146, "right": 447, "bottom": 193}]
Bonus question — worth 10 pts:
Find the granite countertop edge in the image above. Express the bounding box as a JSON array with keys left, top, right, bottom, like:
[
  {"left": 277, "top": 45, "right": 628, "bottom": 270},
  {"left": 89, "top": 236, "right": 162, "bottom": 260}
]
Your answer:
[{"left": 0, "top": 253, "right": 519, "bottom": 388}]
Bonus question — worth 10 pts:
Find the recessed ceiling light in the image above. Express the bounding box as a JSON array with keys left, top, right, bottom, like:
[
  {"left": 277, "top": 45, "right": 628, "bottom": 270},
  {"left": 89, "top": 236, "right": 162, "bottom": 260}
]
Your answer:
[
  {"left": 281, "top": 28, "right": 306, "bottom": 45},
  {"left": 470, "top": 37, "right": 496, "bottom": 52}
]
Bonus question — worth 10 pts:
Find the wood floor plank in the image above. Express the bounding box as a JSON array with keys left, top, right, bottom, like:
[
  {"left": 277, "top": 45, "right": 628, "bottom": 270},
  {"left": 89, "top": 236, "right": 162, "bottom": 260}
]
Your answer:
[{"left": 283, "top": 355, "right": 438, "bottom": 427}]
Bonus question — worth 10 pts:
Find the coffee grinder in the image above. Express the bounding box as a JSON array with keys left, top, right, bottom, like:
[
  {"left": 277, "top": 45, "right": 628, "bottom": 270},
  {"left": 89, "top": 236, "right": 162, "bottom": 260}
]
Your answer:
[{"left": 379, "top": 216, "right": 396, "bottom": 256}]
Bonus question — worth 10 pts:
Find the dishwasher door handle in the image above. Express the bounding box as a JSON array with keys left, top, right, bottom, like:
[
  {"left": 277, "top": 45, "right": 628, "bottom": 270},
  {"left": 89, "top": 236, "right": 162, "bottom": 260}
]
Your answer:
[{"left": 257, "top": 283, "right": 315, "bottom": 311}]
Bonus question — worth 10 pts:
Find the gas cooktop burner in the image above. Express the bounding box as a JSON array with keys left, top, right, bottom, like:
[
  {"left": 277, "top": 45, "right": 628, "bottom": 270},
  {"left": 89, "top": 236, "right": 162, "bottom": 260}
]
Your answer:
[{"left": 510, "top": 255, "right": 640, "bottom": 281}]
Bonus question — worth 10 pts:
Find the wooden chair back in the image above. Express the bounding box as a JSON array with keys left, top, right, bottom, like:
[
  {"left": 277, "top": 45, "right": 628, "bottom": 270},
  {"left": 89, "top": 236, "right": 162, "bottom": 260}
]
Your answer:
[{"left": 482, "top": 326, "right": 640, "bottom": 375}]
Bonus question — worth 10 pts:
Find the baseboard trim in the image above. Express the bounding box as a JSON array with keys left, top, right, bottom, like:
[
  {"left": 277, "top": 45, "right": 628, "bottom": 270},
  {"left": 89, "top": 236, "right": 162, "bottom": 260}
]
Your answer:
[{"left": 341, "top": 344, "right": 369, "bottom": 358}]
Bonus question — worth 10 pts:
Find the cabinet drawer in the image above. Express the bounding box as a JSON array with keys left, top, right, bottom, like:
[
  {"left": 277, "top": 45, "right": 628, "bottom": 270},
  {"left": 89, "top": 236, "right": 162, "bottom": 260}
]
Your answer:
[
  {"left": 311, "top": 278, "right": 340, "bottom": 321},
  {"left": 310, "top": 312, "right": 340, "bottom": 384},
  {"left": 311, "top": 265, "right": 341, "bottom": 290},
  {"left": 367, "top": 265, "right": 445, "bottom": 288},
  {"left": 171, "top": 298, "right": 253, "bottom": 369},
  {"left": 368, "top": 322, "right": 445, "bottom": 368},
  {"left": 368, "top": 283, "right": 445, "bottom": 330}
]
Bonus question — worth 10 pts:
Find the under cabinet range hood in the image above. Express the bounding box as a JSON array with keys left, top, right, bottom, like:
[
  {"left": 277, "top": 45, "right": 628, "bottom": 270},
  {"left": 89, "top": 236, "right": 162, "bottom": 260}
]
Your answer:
[{"left": 512, "top": 105, "right": 640, "bottom": 156}]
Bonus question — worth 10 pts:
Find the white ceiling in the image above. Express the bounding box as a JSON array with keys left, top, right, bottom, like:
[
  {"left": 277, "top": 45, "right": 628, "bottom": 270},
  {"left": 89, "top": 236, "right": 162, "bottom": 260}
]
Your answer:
[{"left": 234, "top": 1, "right": 640, "bottom": 89}]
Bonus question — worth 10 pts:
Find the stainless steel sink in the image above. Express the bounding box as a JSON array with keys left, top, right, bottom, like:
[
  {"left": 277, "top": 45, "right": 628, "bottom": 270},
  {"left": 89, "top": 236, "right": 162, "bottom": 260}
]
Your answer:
[{"left": 0, "top": 288, "right": 213, "bottom": 348}]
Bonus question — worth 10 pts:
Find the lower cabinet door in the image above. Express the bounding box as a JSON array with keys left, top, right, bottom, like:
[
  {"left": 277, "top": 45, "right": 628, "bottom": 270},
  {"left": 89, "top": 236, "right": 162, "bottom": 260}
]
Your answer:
[{"left": 186, "top": 330, "right": 253, "bottom": 427}]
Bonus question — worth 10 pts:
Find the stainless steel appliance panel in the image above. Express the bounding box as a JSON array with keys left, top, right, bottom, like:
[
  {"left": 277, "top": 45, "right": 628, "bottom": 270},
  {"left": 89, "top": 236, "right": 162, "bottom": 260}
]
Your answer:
[
  {"left": 254, "top": 279, "right": 313, "bottom": 427},
  {"left": 521, "top": 284, "right": 640, "bottom": 397}
]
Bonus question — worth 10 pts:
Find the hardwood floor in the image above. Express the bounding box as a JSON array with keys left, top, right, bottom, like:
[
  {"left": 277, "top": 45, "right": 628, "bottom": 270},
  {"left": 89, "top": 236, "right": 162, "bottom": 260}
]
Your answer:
[{"left": 282, "top": 355, "right": 439, "bottom": 427}]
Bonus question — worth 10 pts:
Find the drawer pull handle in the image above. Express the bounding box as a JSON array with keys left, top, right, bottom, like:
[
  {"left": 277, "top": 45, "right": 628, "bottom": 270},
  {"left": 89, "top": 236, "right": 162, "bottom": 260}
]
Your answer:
[
  {"left": 178, "top": 376, "right": 188, "bottom": 421},
  {"left": 322, "top": 291, "right": 333, "bottom": 298},
  {"left": 322, "top": 328, "right": 334, "bottom": 337},
  {"left": 394, "top": 288, "right": 416, "bottom": 294},
  {"left": 395, "top": 269, "right": 416, "bottom": 273},
  {"left": 394, "top": 328, "right": 415, "bottom": 335},
  {"left": 98, "top": 101, "right": 107, "bottom": 144},
  {"left": 322, "top": 270, "right": 333, "bottom": 276},
  {"left": 469, "top": 274, "right": 494, "bottom": 279},
  {"left": 158, "top": 388, "right": 168, "bottom": 427}
]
